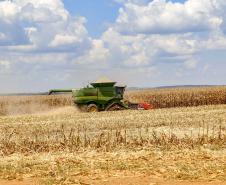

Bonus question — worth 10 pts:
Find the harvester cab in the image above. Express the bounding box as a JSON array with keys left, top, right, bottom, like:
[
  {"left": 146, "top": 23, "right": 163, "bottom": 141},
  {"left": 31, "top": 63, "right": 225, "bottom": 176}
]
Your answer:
[{"left": 49, "top": 78, "right": 152, "bottom": 112}]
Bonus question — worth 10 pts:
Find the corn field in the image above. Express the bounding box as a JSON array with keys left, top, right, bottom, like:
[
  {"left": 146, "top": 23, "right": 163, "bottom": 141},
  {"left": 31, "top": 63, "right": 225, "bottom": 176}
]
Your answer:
[{"left": 125, "top": 86, "right": 226, "bottom": 108}]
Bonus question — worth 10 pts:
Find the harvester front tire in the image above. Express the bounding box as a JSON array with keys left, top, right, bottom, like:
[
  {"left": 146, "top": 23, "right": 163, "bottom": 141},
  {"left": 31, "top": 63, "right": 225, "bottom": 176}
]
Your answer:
[{"left": 87, "top": 104, "right": 99, "bottom": 113}]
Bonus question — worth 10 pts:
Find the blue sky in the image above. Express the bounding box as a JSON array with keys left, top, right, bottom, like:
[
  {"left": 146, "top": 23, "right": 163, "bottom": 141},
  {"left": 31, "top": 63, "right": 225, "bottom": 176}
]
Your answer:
[
  {"left": 64, "top": 0, "right": 120, "bottom": 37},
  {"left": 0, "top": 0, "right": 225, "bottom": 93},
  {"left": 63, "top": 0, "right": 186, "bottom": 37}
]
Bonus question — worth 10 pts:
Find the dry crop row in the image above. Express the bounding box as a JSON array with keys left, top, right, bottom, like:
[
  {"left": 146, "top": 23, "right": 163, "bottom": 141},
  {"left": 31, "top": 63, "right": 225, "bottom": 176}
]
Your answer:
[
  {"left": 125, "top": 86, "right": 226, "bottom": 108},
  {"left": 0, "top": 125, "right": 224, "bottom": 155},
  {"left": 0, "top": 105, "right": 225, "bottom": 155}
]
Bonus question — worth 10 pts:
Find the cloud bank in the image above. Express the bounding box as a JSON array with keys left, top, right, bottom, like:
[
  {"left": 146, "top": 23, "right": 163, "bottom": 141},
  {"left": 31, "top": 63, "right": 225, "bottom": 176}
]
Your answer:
[{"left": 0, "top": 0, "right": 226, "bottom": 92}]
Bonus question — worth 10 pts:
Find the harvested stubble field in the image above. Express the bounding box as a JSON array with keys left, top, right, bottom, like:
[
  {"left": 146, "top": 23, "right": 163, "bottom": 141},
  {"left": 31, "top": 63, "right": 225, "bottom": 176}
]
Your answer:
[
  {"left": 0, "top": 104, "right": 225, "bottom": 185},
  {"left": 0, "top": 87, "right": 225, "bottom": 185}
]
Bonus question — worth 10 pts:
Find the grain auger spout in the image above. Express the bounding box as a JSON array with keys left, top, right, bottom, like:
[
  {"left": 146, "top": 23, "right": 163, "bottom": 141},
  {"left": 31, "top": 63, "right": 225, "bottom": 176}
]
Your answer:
[
  {"left": 48, "top": 89, "right": 73, "bottom": 95},
  {"left": 48, "top": 78, "right": 153, "bottom": 112}
]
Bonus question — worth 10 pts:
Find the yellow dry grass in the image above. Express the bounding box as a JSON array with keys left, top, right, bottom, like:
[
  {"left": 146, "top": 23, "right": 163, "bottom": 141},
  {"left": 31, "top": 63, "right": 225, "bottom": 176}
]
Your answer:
[{"left": 0, "top": 104, "right": 225, "bottom": 184}]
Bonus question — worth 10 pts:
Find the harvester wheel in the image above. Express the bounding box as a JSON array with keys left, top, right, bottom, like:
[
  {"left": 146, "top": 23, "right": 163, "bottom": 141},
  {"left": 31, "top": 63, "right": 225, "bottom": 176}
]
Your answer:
[{"left": 87, "top": 104, "right": 99, "bottom": 112}]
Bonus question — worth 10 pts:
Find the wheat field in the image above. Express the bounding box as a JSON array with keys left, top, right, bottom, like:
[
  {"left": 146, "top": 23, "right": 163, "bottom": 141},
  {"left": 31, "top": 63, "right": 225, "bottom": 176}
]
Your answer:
[{"left": 0, "top": 87, "right": 225, "bottom": 184}]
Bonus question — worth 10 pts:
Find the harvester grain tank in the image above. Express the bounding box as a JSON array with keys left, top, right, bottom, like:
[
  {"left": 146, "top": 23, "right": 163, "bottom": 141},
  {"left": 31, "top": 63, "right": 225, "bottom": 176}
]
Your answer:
[{"left": 49, "top": 78, "right": 152, "bottom": 112}]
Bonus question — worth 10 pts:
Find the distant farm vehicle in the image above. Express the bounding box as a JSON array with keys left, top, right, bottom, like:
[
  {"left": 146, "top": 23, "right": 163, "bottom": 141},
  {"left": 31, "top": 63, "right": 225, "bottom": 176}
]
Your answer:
[{"left": 49, "top": 79, "right": 152, "bottom": 112}]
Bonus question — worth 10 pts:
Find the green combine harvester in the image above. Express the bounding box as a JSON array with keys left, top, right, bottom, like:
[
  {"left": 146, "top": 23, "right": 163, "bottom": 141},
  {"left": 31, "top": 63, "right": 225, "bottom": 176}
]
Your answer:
[{"left": 49, "top": 78, "right": 152, "bottom": 112}]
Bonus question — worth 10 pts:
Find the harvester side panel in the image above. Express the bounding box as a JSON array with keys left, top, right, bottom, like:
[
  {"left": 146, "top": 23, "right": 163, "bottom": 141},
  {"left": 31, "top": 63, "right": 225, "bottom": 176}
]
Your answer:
[{"left": 73, "top": 88, "right": 98, "bottom": 104}]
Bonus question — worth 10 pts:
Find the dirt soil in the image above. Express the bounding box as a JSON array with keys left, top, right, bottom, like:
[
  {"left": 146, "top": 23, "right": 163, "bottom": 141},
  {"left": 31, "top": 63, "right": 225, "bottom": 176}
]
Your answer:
[
  {"left": 90, "top": 176, "right": 226, "bottom": 185},
  {"left": 0, "top": 177, "right": 225, "bottom": 185}
]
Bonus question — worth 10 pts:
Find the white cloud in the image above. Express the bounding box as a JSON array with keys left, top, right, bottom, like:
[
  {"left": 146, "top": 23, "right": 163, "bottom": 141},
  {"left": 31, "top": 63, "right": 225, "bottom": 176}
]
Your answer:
[
  {"left": 79, "top": 28, "right": 200, "bottom": 69},
  {"left": 0, "top": 0, "right": 91, "bottom": 52},
  {"left": 203, "top": 64, "right": 210, "bottom": 72},
  {"left": 0, "top": 1, "right": 19, "bottom": 18},
  {"left": 115, "top": 0, "right": 225, "bottom": 34},
  {"left": 74, "top": 0, "right": 226, "bottom": 69},
  {"left": 114, "top": 0, "right": 149, "bottom": 5},
  {"left": 184, "top": 59, "right": 198, "bottom": 69},
  {"left": 101, "top": 28, "right": 158, "bottom": 67},
  {"left": 0, "top": 0, "right": 93, "bottom": 93},
  {"left": 49, "top": 34, "right": 80, "bottom": 47},
  {"left": 76, "top": 39, "right": 110, "bottom": 65},
  {"left": 0, "top": 32, "right": 6, "bottom": 39},
  {"left": 75, "top": 0, "right": 226, "bottom": 75},
  {"left": 0, "top": 60, "right": 10, "bottom": 73}
]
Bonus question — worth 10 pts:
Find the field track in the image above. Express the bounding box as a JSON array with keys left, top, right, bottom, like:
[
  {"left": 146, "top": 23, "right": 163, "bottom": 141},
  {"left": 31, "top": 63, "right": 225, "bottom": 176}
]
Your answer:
[{"left": 0, "top": 176, "right": 226, "bottom": 185}]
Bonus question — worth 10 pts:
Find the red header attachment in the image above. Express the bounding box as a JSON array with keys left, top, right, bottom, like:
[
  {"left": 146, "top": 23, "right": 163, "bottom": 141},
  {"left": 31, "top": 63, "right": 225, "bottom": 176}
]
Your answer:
[{"left": 138, "top": 102, "right": 153, "bottom": 110}]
